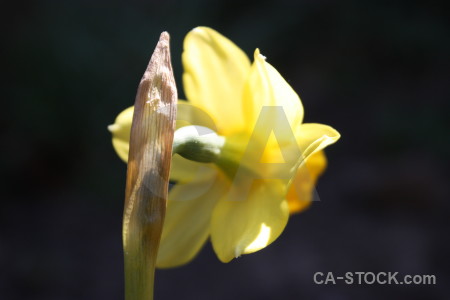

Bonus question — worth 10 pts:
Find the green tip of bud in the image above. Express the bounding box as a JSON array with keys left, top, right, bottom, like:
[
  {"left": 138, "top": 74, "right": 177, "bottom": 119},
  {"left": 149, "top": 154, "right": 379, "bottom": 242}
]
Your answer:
[{"left": 172, "top": 126, "right": 225, "bottom": 163}]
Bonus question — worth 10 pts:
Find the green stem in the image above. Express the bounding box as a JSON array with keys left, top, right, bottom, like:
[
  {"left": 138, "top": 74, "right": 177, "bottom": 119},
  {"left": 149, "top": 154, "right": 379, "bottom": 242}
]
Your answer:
[
  {"left": 123, "top": 186, "right": 165, "bottom": 300},
  {"left": 172, "top": 125, "right": 225, "bottom": 162}
]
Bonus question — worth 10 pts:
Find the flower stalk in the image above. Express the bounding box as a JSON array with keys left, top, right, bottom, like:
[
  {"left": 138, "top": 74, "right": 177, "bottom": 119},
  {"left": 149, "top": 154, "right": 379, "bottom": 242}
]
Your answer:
[
  {"left": 172, "top": 125, "right": 225, "bottom": 163},
  {"left": 123, "top": 32, "right": 177, "bottom": 300}
]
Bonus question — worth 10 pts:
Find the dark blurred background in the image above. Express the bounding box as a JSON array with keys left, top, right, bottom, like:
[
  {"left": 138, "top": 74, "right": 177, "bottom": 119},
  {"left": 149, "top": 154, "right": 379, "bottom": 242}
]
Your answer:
[{"left": 2, "top": 0, "right": 449, "bottom": 299}]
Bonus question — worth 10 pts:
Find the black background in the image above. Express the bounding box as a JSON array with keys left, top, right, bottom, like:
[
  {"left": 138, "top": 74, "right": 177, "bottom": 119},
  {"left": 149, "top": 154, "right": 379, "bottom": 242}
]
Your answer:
[{"left": 2, "top": 0, "right": 449, "bottom": 299}]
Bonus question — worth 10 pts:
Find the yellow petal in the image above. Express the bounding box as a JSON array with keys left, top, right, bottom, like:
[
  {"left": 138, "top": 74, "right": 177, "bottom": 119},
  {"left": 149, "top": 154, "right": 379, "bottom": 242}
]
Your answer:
[
  {"left": 182, "top": 27, "right": 251, "bottom": 135},
  {"left": 287, "top": 150, "right": 327, "bottom": 214},
  {"left": 242, "top": 49, "right": 303, "bottom": 142},
  {"left": 108, "top": 106, "right": 134, "bottom": 163},
  {"left": 210, "top": 181, "right": 289, "bottom": 262},
  {"left": 296, "top": 123, "right": 340, "bottom": 163},
  {"left": 170, "top": 154, "right": 216, "bottom": 183},
  {"left": 156, "top": 172, "right": 227, "bottom": 268},
  {"left": 176, "top": 100, "right": 218, "bottom": 131}
]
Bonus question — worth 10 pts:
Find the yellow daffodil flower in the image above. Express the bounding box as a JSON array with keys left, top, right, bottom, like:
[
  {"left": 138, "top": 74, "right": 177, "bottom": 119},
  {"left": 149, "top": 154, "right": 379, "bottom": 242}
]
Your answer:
[{"left": 109, "top": 27, "right": 340, "bottom": 267}]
